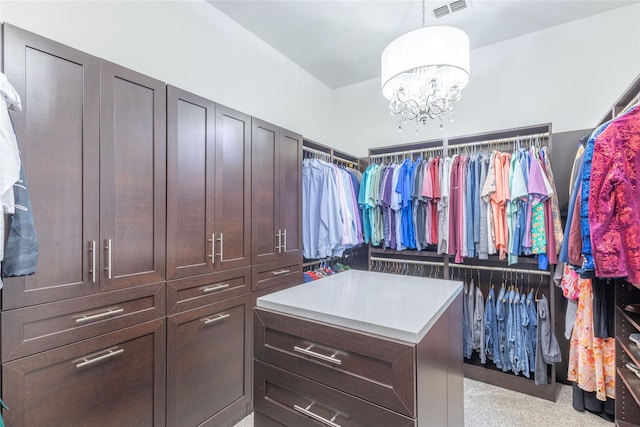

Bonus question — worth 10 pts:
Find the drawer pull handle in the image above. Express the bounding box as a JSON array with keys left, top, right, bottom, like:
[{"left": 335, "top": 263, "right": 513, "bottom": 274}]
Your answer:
[
  {"left": 294, "top": 403, "right": 342, "bottom": 427},
  {"left": 75, "top": 347, "right": 124, "bottom": 368},
  {"left": 75, "top": 307, "right": 124, "bottom": 324},
  {"left": 272, "top": 269, "right": 291, "bottom": 276},
  {"left": 202, "top": 283, "right": 230, "bottom": 293},
  {"left": 294, "top": 345, "right": 342, "bottom": 365},
  {"left": 202, "top": 313, "right": 230, "bottom": 325}
]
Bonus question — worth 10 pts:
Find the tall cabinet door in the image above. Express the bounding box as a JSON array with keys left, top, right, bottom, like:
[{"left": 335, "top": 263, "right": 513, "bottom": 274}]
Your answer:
[
  {"left": 251, "top": 119, "right": 279, "bottom": 264},
  {"left": 278, "top": 129, "right": 303, "bottom": 260},
  {"left": 166, "top": 86, "right": 216, "bottom": 280},
  {"left": 99, "top": 60, "right": 166, "bottom": 291},
  {"left": 214, "top": 105, "right": 251, "bottom": 271},
  {"left": 2, "top": 24, "right": 100, "bottom": 309}
]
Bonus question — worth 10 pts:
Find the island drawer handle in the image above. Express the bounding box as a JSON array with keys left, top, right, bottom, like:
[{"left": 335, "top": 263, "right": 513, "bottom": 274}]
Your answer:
[
  {"left": 294, "top": 403, "right": 342, "bottom": 427},
  {"left": 75, "top": 347, "right": 124, "bottom": 368},
  {"left": 75, "top": 307, "right": 124, "bottom": 324},
  {"left": 202, "top": 313, "right": 230, "bottom": 325},
  {"left": 272, "top": 269, "right": 290, "bottom": 276},
  {"left": 294, "top": 345, "right": 342, "bottom": 365},
  {"left": 202, "top": 283, "right": 230, "bottom": 293}
]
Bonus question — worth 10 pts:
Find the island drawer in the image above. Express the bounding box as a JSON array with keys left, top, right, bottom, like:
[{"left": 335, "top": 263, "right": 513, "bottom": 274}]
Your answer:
[
  {"left": 254, "top": 308, "right": 416, "bottom": 417},
  {"left": 254, "top": 360, "right": 415, "bottom": 427}
]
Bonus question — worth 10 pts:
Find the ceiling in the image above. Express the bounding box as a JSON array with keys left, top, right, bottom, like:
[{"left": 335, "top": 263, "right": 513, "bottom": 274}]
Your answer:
[{"left": 209, "top": 0, "right": 636, "bottom": 89}]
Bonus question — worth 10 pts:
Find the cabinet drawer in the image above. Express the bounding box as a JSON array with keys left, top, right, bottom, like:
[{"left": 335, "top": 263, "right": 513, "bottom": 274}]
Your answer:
[
  {"left": 255, "top": 360, "right": 414, "bottom": 427},
  {"left": 167, "top": 294, "right": 251, "bottom": 427},
  {"left": 2, "top": 318, "right": 166, "bottom": 427},
  {"left": 252, "top": 259, "right": 302, "bottom": 292},
  {"left": 2, "top": 282, "right": 165, "bottom": 362},
  {"left": 167, "top": 266, "right": 250, "bottom": 315},
  {"left": 254, "top": 308, "right": 415, "bottom": 417}
]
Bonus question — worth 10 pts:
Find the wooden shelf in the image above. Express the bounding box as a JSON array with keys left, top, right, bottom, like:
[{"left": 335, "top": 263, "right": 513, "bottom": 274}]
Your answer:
[
  {"left": 618, "top": 336, "right": 640, "bottom": 368},
  {"left": 619, "top": 305, "right": 640, "bottom": 332},
  {"left": 618, "top": 366, "right": 640, "bottom": 409}
]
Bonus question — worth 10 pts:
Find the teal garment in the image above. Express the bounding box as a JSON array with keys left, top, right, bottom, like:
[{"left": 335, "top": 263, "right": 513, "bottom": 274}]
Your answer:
[{"left": 0, "top": 398, "right": 8, "bottom": 427}]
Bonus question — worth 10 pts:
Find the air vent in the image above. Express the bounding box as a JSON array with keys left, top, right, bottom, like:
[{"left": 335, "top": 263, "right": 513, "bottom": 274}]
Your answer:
[
  {"left": 433, "top": 0, "right": 470, "bottom": 18},
  {"left": 433, "top": 5, "right": 450, "bottom": 18},
  {"left": 449, "top": 0, "right": 468, "bottom": 13}
]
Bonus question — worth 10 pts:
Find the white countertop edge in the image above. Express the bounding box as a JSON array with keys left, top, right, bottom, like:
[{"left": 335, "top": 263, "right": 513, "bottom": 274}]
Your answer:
[{"left": 257, "top": 282, "right": 463, "bottom": 344}]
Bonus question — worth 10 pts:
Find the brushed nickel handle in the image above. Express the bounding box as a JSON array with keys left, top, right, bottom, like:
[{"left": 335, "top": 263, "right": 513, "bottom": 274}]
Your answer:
[
  {"left": 105, "top": 239, "right": 112, "bottom": 279},
  {"left": 294, "top": 345, "right": 342, "bottom": 365},
  {"left": 75, "top": 347, "right": 124, "bottom": 369},
  {"left": 89, "top": 240, "right": 96, "bottom": 283},
  {"left": 272, "top": 269, "right": 291, "bottom": 276},
  {"left": 283, "top": 228, "right": 287, "bottom": 253},
  {"left": 276, "top": 229, "right": 282, "bottom": 253},
  {"left": 75, "top": 307, "right": 124, "bottom": 324},
  {"left": 294, "top": 403, "right": 342, "bottom": 427},
  {"left": 202, "top": 283, "right": 230, "bottom": 293},
  {"left": 207, "top": 234, "right": 215, "bottom": 260},
  {"left": 217, "top": 233, "right": 224, "bottom": 261},
  {"left": 202, "top": 313, "right": 230, "bottom": 325}
]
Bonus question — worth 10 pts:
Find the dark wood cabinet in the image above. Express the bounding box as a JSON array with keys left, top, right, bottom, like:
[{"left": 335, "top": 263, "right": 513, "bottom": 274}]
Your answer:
[
  {"left": 2, "top": 318, "right": 167, "bottom": 427},
  {"left": 167, "top": 294, "right": 251, "bottom": 426},
  {"left": 251, "top": 118, "right": 302, "bottom": 265},
  {"left": 616, "top": 281, "right": 640, "bottom": 426},
  {"left": 99, "top": 60, "right": 167, "bottom": 292},
  {"left": 166, "top": 86, "right": 251, "bottom": 280},
  {"left": 2, "top": 23, "right": 100, "bottom": 308},
  {"left": 2, "top": 25, "right": 166, "bottom": 309}
]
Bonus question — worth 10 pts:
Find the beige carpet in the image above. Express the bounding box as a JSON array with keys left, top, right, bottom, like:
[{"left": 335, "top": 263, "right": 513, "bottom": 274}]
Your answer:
[{"left": 233, "top": 378, "right": 612, "bottom": 426}]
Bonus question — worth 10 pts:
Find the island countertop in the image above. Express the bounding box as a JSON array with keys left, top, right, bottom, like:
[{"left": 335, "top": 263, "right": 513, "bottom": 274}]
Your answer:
[{"left": 256, "top": 269, "right": 463, "bottom": 343}]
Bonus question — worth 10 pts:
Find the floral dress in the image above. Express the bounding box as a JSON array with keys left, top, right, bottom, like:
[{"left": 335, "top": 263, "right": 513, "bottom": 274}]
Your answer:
[{"left": 567, "top": 277, "right": 615, "bottom": 400}]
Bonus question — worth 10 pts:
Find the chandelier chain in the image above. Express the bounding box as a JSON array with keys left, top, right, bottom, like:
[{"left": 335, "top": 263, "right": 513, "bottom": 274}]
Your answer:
[{"left": 422, "top": 0, "right": 426, "bottom": 27}]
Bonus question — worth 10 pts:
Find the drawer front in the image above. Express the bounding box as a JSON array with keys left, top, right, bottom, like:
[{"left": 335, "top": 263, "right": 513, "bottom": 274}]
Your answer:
[
  {"left": 254, "top": 308, "right": 416, "bottom": 417},
  {"left": 252, "top": 259, "right": 302, "bottom": 292},
  {"left": 2, "top": 282, "right": 165, "bottom": 362},
  {"left": 167, "top": 294, "right": 251, "bottom": 427},
  {"left": 166, "top": 266, "right": 251, "bottom": 315},
  {"left": 255, "top": 361, "right": 415, "bottom": 427},
  {"left": 2, "top": 318, "right": 166, "bottom": 427}
]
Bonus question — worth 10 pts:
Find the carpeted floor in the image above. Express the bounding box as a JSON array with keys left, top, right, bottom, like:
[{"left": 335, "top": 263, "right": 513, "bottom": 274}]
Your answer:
[{"left": 233, "top": 378, "right": 613, "bottom": 426}]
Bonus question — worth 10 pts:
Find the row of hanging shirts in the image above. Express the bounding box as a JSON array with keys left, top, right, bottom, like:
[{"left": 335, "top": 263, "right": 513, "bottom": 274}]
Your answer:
[
  {"left": 360, "top": 136, "right": 563, "bottom": 270},
  {"left": 302, "top": 149, "right": 363, "bottom": 260}
]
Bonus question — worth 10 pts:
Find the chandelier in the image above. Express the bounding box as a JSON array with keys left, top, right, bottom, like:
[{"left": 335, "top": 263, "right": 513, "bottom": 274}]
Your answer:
[{"left": 381, "top": 1, "right": 470, "bottom": 130}]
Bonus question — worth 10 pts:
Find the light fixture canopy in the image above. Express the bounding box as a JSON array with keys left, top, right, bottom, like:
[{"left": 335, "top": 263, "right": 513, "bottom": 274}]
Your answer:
[{"left": 381, "top": 24, "right": 470, "bottom": 130}]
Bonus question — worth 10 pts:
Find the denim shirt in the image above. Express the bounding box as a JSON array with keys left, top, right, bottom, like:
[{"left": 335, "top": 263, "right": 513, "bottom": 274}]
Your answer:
[
  {"left": 484, "top": 286, "right": 498, "bottom": 363},
  {"left": 495, "top": 286, "right": 507, "bottom": 370}
]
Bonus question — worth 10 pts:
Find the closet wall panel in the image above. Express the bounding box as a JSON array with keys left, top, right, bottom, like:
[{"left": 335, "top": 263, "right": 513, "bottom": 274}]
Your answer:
[
  {"left": 2, "top": 23, "right": 100, "bottom": 309},
  {"left": 278, "top": 130, "right": 303, "bottom": 260}
]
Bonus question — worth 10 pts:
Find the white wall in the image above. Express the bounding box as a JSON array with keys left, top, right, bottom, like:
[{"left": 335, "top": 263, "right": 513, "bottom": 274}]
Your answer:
[
  {"left": 0, "top": 0, "right": 334, "bottom": 142},
  {"left": 332, "top": 3, "right": 640, "bottom": 156}
]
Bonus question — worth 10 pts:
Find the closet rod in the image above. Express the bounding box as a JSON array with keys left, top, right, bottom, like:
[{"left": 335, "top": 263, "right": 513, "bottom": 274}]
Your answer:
[
  {"left": 448, "top": 263, "right": 551, "bottom": 276},
  {"left": 370, "top": 145, "right": 444, "bottom": 160},
  {"left": 369, "top": 256, "right": 444, "bottom": 267},
  {"left": 303, "top": 146, "right": 332, "bottom": 158},
  {"left": 448, "top": 132, "right": 549, "bottom": 151},
  {"left": 618, "top": 92, "right": 640, "bottom": 117},
  {"left": 333, "top": 155, "right": 358, "bottom": 166},
  {"left": 369, "top": 256, "right": 551, "bottom": 276}
]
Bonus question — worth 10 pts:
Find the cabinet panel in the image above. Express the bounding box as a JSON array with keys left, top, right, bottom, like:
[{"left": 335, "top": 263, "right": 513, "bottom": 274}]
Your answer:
[
  {"left": 2, "top": 283, "right": 165, "bottom": 362},
  {"left": 254, "top": 307, "right": 415, "bottom": 417},
  {"left": 252, "top": 119, "right": 279, "bottom": 263},
  {"left": 2, "top": 318, "right": 166, "bottom": 427},
  {"left": 215, "top": 105, "right": 252, "bottom": 270},
  {"left": 2, "top": 24, "right": 100, "bottom": 309},
  {"left": 166, "top": 86, "right": 216, "bottom": 279},
  {"left": 252, "top": 259, "right": 302, "bottom": 293},
  {"left": 278, "top": 130, "right": 302, "bottom": 259},
  {"left": 167, "top": 295, "right": 251, "bottom": 427},
  {"left": 100, "top": 60, "right": 166, "bottom": 291},
  {"left": 167, "top": 267, "right": 251, "bottom": 315},
  {"left": 255, "top": 361, "right": 414, "bottom": 427}
]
